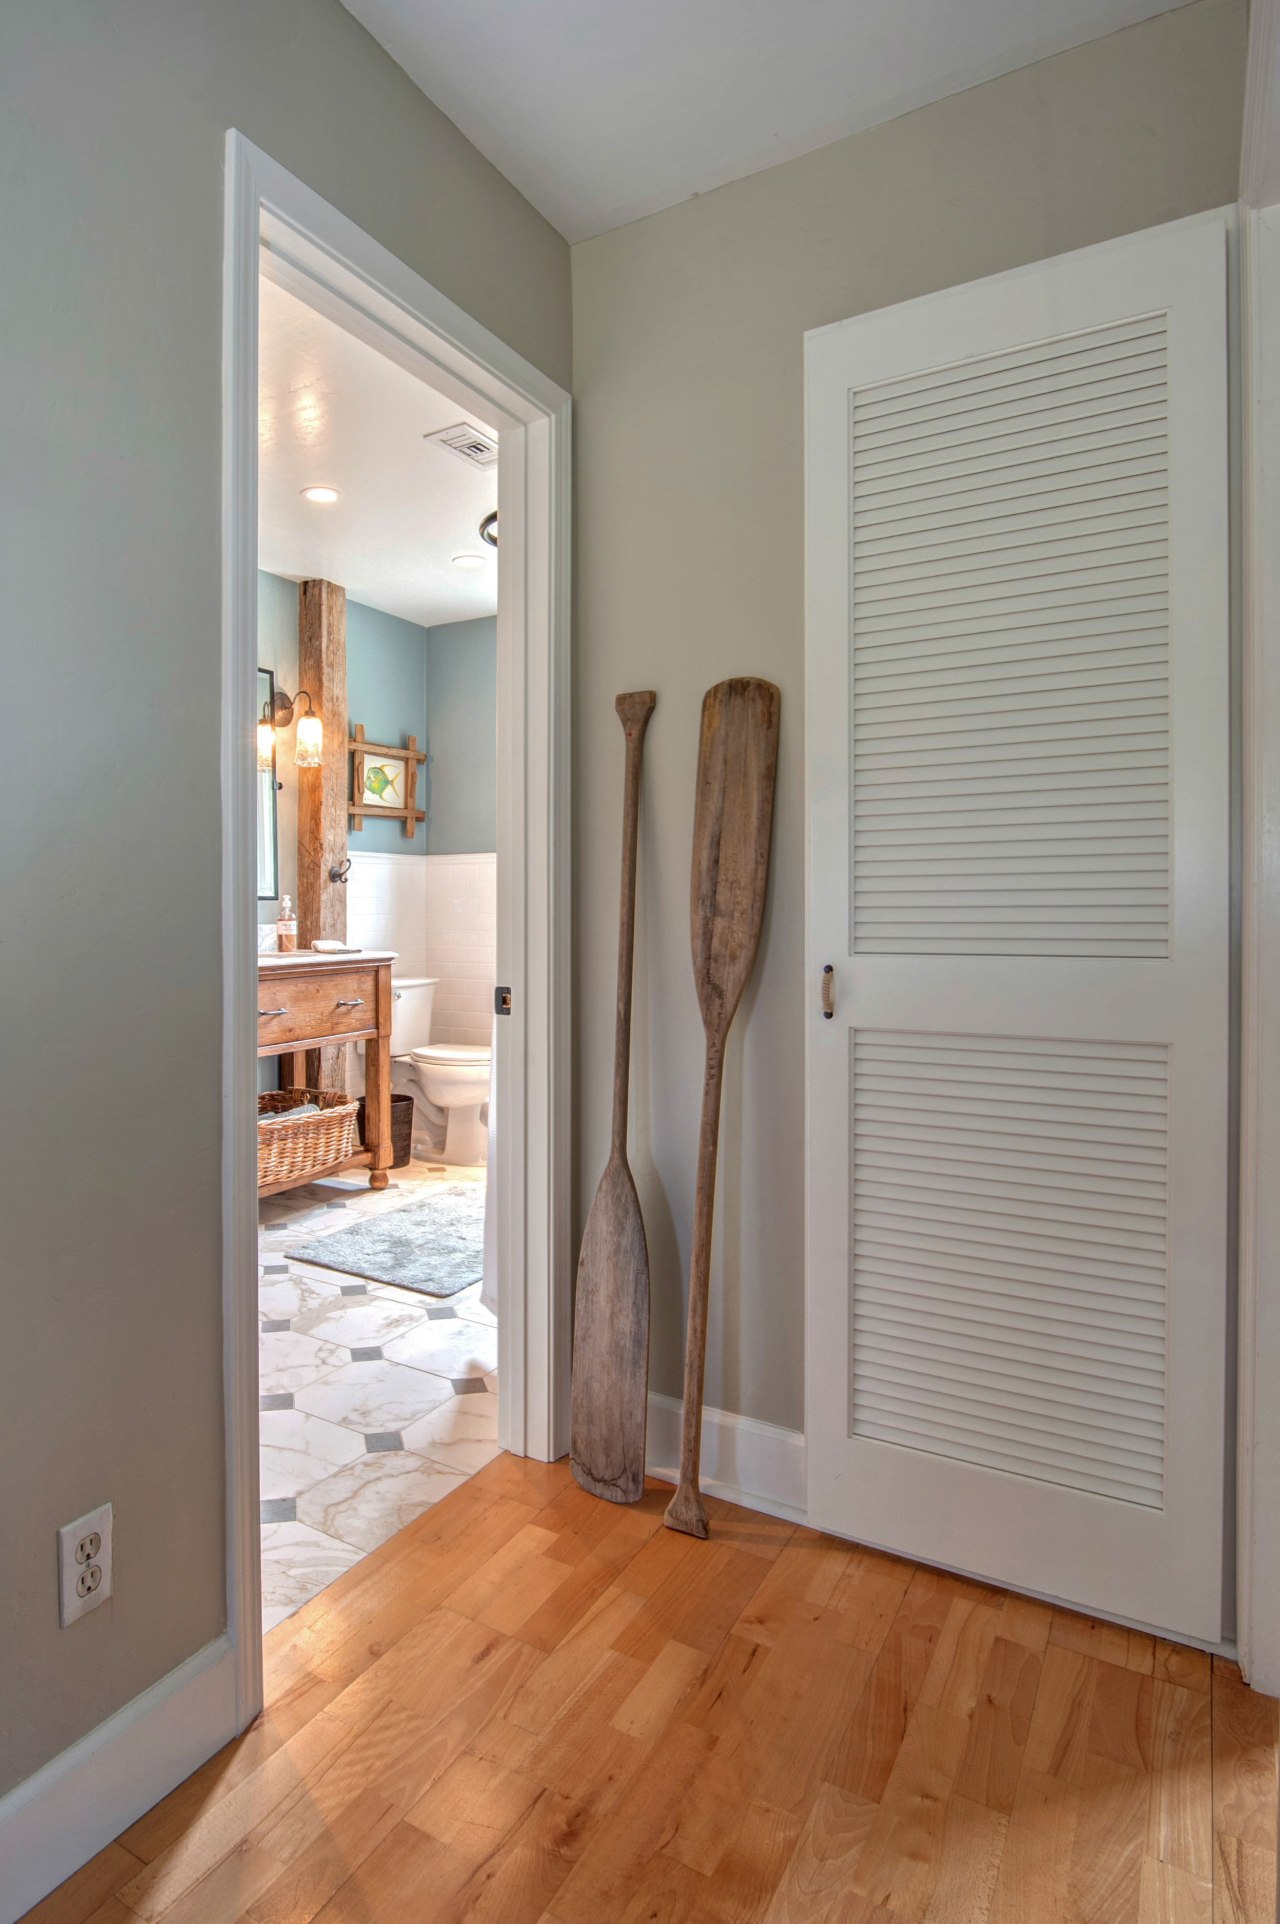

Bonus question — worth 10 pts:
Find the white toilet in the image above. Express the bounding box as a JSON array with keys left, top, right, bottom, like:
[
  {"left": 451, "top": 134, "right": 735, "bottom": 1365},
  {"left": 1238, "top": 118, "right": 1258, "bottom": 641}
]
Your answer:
[{"left": 383, "top": 977, "right": 492, "bottom": 1166}]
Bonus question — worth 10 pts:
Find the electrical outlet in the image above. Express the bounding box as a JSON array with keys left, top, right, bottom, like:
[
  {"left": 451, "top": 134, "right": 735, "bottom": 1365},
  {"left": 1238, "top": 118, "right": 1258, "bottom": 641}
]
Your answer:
[{"left": 58, "top": 1503, "right": 112, "bottom": 1626}]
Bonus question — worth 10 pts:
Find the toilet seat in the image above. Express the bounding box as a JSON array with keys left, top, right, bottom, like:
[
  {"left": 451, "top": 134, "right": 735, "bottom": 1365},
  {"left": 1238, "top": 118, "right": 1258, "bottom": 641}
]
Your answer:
[{"left": 410, "top": 1043, "right": 491, "bottom": 1067}]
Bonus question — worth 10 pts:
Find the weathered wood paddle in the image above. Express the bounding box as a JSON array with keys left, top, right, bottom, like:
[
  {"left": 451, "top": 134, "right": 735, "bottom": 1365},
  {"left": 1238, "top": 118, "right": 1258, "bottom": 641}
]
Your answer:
[
  {"left": 571, "top": 690, "right": 657, "bottom": 1503},
  {"left": 665, "top": 677, "right": 781, "bottom": 1538}
]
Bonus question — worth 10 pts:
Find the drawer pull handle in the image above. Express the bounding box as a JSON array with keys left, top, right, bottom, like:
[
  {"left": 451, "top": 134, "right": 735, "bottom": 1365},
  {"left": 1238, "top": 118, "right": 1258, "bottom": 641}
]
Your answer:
[
  {"left": 336, "top": 997, "right": 365, "bottom": 1008},
  {"left": 258, "top": 1006, "right": 288, "bottom": 1018}
]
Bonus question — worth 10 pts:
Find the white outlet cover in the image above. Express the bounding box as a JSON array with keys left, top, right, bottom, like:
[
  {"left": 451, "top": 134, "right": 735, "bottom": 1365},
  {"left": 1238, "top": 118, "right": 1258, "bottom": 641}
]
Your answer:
[{"left": 58, "top": 1502, "right": 113, "bottom": 1626}]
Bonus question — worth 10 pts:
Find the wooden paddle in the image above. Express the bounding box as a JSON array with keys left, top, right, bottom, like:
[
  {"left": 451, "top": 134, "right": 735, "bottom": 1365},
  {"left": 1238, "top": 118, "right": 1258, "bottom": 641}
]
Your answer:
[
  {"left": 665, "top": 677, "right": 781, "bottom": 1538},
  {"left": 571, "top": 690, "right": 657, "bottom": 1503}
]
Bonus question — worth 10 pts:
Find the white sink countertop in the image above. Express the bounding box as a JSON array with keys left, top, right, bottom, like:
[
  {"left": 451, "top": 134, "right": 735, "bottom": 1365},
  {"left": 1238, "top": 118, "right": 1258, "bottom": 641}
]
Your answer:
[{"left": 258, "top": 948, "right": 399, "bottom": 970}]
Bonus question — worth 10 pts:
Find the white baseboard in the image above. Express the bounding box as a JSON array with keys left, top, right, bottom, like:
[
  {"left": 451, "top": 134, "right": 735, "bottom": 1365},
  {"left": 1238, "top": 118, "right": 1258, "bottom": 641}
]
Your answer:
[
  {"left": 646, "top": 1393, "right": 807, "bottom": 1523},
  {"left": 0, "top": 1634, "right": 239, "bottom": 1923}
]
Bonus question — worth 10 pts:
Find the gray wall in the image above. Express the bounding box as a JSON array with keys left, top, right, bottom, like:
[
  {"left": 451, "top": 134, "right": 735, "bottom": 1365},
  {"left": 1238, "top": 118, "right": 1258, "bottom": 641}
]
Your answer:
[
  {"left": 0, "top": 0, "right": 568, "bottom": 1796},
  {"left": 570, "top": 0, "right": 1247, "bottom": 1435},
  {"left": 424, "top": 617, "right": 498, "bottom": 854}
]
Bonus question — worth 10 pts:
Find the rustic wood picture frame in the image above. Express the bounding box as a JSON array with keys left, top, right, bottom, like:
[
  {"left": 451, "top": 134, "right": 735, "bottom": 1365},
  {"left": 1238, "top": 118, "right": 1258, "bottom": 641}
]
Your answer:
[{"left": 348, "top": 723, "right": 427, "bottom": 837}]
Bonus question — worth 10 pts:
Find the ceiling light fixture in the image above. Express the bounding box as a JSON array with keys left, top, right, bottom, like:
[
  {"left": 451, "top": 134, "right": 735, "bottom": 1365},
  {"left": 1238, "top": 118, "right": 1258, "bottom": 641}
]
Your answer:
[
  {"left": 452, "top": 553, "right": 486, "bottom": 571},
  {"left": 300, "top": 485, "right": 340, "bottom": 504}
]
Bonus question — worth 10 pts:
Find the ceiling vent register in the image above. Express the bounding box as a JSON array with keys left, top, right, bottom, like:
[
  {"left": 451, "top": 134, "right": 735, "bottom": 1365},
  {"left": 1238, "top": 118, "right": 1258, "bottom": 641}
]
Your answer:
[{"left": 424, "top": 421, "right": 499, "bottom": 468}]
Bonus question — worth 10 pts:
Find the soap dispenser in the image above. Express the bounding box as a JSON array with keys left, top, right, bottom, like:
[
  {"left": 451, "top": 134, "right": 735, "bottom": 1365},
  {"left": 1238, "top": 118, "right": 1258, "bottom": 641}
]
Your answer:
[{"left": 276, "top": 894, "right": 298, "bottom": 953}]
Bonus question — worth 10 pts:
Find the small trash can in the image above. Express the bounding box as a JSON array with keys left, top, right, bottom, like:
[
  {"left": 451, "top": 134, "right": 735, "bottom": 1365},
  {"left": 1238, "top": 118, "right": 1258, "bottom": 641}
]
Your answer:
[{"left": 357, "top": 1091, "right": 415, "bottom": 1169}]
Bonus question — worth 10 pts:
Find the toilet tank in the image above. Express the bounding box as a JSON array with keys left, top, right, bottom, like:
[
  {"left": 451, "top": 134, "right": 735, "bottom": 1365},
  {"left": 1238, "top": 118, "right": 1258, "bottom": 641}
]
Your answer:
[{"left": 389, "top": 977, "right": 437, "bottom": 1055}]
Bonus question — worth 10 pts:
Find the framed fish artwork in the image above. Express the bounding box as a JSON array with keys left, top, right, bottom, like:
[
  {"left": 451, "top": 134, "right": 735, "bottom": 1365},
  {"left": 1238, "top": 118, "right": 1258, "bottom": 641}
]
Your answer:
[
  {"left": 348, "top": 725, "right": 427, "bottom": 838},
  {"left": 360, "top": 754, "right": 406, "bottom": 808}
]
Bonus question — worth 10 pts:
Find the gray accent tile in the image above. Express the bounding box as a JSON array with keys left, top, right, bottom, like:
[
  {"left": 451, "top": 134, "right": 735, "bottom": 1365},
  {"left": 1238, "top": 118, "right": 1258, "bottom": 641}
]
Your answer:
[
  {"left": 260, "top": 1391, "right": 294, "bottom": 1411},
  {"left": 325, "top": 1200, "right": 349, "bottom": 1210},
  {"left": 426, "top": 1307, "right": 458, "bottom": 1322},
  {"left": 364, "top": 1431, "right": 403, "bottom": 1453},
  {"left": 263, "top": 1263, "right": 289, "bottom": 1275},
  {"left": 340, "top": 1283, "right": 368, "bottom": 1297},
  {"left": 261, "top": 1497, "right": 296, "bottom": 1524},
  {"left": 261, "top": 1319, "right": 291, "bottom": 1334},
  {"left": 350, "top": 1345, "right": 383, "bottom": 1362},
  {"left": 453, "top": 1378, "right": 487, "bottom": 1395}
]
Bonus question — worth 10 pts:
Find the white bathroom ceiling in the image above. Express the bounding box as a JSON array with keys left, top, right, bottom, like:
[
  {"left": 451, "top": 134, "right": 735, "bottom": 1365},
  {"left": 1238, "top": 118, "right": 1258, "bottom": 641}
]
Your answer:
[
  {"left": 258, "top": 276, "right": 498, "bottom": 628},
  {"left": 339, "top": 0, "right": 1191, "bottom": 242}
]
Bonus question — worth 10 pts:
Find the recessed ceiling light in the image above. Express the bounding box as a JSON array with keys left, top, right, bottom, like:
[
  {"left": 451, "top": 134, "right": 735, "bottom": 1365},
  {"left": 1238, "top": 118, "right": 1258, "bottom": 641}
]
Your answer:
[
  {"left": 300, "top": 485, "right": 340, "bottom": 504},
  {"left": 452, "top": 553, "right": 486, "bottom": 571}
]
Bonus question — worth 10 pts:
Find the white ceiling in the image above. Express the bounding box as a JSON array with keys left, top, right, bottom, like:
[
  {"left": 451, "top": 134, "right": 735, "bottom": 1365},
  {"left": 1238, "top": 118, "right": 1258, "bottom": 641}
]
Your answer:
[
  {"left": 340, "top": 0, "right": 1191, "bottom": 242},
  {"left": 258, "top": 276, "right": 498, "bottom": 628}
]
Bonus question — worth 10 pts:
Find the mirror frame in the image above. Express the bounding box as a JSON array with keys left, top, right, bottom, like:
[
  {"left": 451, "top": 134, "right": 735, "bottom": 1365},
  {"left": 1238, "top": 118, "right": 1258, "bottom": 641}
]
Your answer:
[{"left": 256, "top": 666, "right": 280, "bottom": 901}]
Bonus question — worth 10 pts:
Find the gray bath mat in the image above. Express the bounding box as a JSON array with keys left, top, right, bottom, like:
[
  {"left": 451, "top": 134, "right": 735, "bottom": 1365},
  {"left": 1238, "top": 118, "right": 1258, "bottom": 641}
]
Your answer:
[{"left": 286, "top": 1184, "right": 486, "bottom": 1297}]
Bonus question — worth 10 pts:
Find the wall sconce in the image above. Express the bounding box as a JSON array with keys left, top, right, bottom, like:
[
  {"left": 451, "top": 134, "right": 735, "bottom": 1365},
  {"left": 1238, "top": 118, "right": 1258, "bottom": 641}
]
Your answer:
[{"left": 257, "top": 687, "right": 323, "bottom": 770}]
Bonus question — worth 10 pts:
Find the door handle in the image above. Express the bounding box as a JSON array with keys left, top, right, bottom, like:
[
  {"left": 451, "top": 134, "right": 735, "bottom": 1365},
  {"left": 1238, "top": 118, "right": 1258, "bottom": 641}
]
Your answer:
[
  {"left": 258, "top": 1006, "right": 288, "bottom": 1018},
  {"left": 821, "top": 965, "right": 834, "bottom": 1020},
  {"left": 335, "top": 997, "right": 365, "bottom": 1008}
]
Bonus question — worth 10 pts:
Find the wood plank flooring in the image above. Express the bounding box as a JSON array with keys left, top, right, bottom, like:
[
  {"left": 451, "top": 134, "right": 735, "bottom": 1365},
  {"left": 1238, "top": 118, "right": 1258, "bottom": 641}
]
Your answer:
[{"left": 23, "top": 1456, "right": 1279, "bottom": 1924}]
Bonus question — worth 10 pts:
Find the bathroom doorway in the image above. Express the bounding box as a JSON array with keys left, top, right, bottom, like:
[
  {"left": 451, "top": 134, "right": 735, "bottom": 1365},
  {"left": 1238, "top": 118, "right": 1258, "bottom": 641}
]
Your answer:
[
  {"left": 252, "top": 268, "right": 504, "bottom": 1629},
  {"left": 223, "top": 134, "right": 571, "bottom": 1711}
]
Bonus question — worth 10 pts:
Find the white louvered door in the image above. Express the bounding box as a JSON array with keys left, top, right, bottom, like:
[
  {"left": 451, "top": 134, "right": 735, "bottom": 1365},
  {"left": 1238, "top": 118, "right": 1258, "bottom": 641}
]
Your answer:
[{"left": 804, "top": 216, "right": 1229, "bottom": 1638}]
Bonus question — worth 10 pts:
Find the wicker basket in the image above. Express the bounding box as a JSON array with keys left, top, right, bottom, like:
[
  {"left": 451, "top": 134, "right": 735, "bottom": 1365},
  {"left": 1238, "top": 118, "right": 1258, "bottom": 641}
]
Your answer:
[{"left": 257, "top": 1089, "right": 360, "bottom": 1192}]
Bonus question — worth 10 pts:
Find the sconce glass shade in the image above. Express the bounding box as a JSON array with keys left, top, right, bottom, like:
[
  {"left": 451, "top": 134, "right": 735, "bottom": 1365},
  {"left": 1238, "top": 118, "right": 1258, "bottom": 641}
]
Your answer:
[
  {"left": 256, "top": 718, "right": 276, "bottom": 772},
  {"left": 295, "top": 712, "right": 324, "bottom": 767}
]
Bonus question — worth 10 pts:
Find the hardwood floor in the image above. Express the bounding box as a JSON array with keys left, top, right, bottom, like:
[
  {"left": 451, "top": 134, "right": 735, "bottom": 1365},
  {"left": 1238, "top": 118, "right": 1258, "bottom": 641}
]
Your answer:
[{"left": 24, "top": 1456, "right": 1280, "bottom": 1924}]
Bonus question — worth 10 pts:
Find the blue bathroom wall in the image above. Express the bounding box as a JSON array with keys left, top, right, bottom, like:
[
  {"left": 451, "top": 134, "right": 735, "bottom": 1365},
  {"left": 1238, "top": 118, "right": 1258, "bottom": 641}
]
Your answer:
[
  {"left": 347, "top": 598, "right": 431, "bottom": 855},
  {"left": 258, "top": 569, "right": 300, "bottom": 688},
  {"left": 423, "top": 617, "right": 497, "bottom": 854},
  {"left": 256, "top": 576, "right": 495, "bottom": 862}
]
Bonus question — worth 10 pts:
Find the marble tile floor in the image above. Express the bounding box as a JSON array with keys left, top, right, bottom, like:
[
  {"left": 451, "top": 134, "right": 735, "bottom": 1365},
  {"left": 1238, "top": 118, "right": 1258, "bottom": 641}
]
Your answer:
[{"left": 257, "top": 1157, "right": 497, "bottom": 1631}]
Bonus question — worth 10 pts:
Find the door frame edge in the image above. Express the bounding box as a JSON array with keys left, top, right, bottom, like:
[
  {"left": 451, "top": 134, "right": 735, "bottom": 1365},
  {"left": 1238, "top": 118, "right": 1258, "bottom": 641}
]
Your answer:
[{"left": 221, "top": 129, "right": 573, "bottom": 1729}]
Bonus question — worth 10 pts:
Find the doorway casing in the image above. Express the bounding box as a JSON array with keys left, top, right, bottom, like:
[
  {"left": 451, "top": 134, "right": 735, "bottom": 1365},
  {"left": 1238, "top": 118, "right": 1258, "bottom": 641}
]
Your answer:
[{"left": 222, "top": 131, "right": 572, "bottom": 1726}]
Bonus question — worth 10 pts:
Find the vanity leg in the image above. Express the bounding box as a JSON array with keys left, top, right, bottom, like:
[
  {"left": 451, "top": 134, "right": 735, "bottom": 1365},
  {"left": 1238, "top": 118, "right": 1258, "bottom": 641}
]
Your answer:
[
  {"left": 282, "top": 1051, "right": 309, "bottom": 1091},
  {"left": 365, "top": 1021, "right": 392, "bottom": 1193}
]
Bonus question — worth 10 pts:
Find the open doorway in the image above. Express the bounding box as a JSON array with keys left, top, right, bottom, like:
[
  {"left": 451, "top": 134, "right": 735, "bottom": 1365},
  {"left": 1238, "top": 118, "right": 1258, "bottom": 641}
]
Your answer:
[
  {"left": 253, "top": 273, "right": 502, "bottom": 1630},
  {"left": 223, "top": 134, "right": 571, "bottom": 1720}
]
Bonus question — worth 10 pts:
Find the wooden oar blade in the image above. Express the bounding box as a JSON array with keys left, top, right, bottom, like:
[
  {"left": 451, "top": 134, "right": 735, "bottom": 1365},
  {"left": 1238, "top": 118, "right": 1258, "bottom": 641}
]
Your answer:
[
  {"left": 571, "top": 1155, "right": 650, "bottom": 1502},
  {"left": 690, "top": 678, "right": 781, "bottom": 1038},
  {"left": 666, "top": 675, "right": 780, "bottom": 1538}
]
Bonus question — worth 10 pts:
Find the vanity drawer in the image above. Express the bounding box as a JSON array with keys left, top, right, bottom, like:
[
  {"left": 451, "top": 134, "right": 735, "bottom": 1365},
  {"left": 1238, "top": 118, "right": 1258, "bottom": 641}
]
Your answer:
[{"left": 257, "top": 968, "right": 379, "bottom": 1049}]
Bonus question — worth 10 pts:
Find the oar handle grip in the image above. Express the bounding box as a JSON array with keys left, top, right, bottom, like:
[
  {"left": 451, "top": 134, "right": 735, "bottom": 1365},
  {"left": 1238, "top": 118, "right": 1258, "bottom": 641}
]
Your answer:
[{"left": 612, "top": 692, "right": 656, "bottom": 1154}]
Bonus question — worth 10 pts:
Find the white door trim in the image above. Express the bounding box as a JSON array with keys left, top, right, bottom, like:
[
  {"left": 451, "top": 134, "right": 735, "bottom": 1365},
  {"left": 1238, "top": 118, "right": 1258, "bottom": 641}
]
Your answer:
[
  {"left": 222, "top": 131, "right": 572, "bottom": 1728},
  {"left": 1236, "top": 0, "right": 1280, "bottom": 1704},
  {"left": 1240, "top": 0, "right": 1280, "bottom": 214},
  {"left": 1237, "top": 201, "right": 1280, "bottom": 1696}
]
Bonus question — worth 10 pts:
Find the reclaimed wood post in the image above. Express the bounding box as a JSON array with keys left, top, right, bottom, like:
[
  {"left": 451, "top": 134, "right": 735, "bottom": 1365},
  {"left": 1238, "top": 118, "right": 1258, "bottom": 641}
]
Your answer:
[{"left": 297, "top": 578, "right": 348, "bottom": 1090}]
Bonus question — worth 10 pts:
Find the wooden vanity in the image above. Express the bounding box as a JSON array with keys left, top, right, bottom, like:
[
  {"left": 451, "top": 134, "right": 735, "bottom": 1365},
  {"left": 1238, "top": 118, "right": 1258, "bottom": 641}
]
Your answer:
[{"left": 258, "top": 949, "right": 397, "bottom": 1192}]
